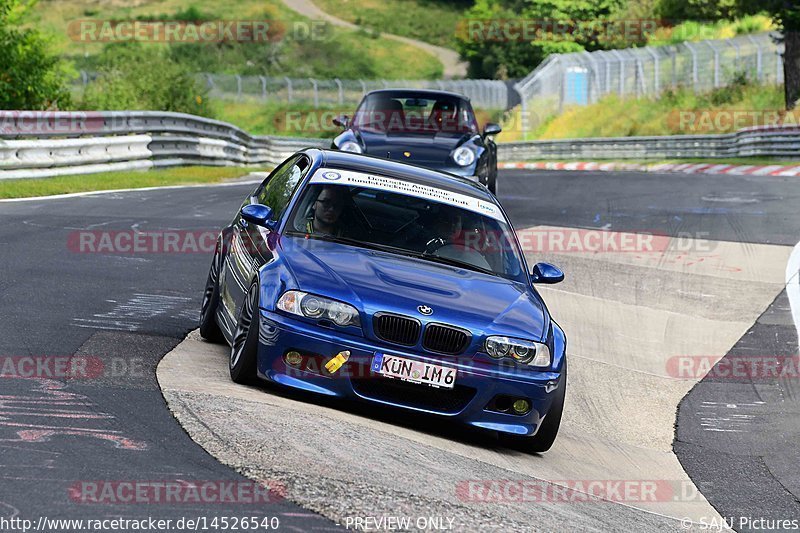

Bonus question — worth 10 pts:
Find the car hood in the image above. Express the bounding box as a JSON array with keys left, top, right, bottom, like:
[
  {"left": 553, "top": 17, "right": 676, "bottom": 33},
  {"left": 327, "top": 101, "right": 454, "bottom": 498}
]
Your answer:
[
  {"left": 357, "top": 130, "right": 471, "bottom": 165},
  {"left": 278, "top": 237, "right": 546, "bottom": 341}
]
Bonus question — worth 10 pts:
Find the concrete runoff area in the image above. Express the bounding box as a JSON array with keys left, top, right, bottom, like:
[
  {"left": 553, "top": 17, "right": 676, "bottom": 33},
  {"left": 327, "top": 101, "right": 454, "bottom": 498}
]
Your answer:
[{"left": 158, "top": 227, "right": 792, "bottom": 530}]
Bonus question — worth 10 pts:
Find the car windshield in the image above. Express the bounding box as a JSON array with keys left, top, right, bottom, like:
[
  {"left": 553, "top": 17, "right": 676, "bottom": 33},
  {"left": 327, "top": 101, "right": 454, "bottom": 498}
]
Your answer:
[
  {"left": 352, "top": 92, "right": 478, "bottom": 135},
  {"left": 285, "top": 169, "right": 526, "bottom": 282}
]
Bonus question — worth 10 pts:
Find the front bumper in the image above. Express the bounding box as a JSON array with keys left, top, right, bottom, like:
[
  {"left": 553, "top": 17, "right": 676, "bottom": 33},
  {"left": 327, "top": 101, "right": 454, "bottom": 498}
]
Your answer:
[{"left": 256, "top": 310, "right": 563, "bottom": 436}]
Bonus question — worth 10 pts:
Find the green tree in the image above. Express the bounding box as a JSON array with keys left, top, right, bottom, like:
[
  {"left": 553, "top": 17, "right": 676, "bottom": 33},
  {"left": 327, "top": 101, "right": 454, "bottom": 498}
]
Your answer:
[
  {"left": 657, "top": 0, "right": 739, "bottom": 21},
  {"left": 0, "top": 0, "right": 71, "bottom": 109},
  {"left": 81, "top": 42, "right": 213, "bottom": 117},
  {"left": 735, "top": 1, "right": 800, "bottom": 109},
  {"left": 456, "top": 0, "right": 624, "bottom": 78}
]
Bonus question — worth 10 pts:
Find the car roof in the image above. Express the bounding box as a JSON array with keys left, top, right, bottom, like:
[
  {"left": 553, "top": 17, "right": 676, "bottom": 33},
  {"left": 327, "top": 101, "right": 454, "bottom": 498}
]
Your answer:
[
  {"left": 306, "top": 149, "right": 497, "bottom": 204},
  {"left": 363, "top": 88, "right": 471, "bottom": 102}
]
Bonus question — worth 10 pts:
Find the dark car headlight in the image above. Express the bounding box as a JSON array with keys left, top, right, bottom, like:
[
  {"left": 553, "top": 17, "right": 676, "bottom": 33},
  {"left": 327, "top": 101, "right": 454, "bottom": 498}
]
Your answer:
[
  {"left": 485, "top": 336, "right": 551, "bottom": 367},
  {"left": 452, "top": 146, "right": 476, "bottom": 167},
  {"left": 339, "top": 141, "right": 362, "bottom": 154},
  {"left": 277, "top": 290, "right": 360, "bottom": 327}
]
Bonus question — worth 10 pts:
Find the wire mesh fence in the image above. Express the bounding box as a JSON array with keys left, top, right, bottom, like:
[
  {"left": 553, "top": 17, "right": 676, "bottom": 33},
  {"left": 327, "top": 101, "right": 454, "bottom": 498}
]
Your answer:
[
  {"left": 72, "top": 73, "right": 510, "bottom": 111},
  {"left": 514, "top": 32, "right": 785, "bottom": 137}
]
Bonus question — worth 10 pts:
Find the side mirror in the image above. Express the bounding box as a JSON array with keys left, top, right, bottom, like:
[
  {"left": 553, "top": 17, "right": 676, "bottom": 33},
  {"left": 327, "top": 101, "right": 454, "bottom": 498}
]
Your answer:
[
  {"left": 241, "top": 204, "right": 276, "bottom": 230},
  {"left": 484, "top": 123, "right": 502, "bottom": 136},
  {"left": 531, "top": 262, "right": 564, "bottom": 284},
  {"left": 333, "top": 115, "right": 349, "bottom": 129}
]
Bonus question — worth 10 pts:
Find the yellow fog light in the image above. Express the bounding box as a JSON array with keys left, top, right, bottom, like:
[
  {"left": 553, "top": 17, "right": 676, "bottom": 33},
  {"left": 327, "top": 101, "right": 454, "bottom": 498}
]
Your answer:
[
  {"left": 284, "top": 351, "right": 303, "bottom": 367},
  {"left": 512, "top": 399, "right": 531, "bottom": 414},
  {"left": 324, "top": 350, "right": 350, "bottom": 374}
]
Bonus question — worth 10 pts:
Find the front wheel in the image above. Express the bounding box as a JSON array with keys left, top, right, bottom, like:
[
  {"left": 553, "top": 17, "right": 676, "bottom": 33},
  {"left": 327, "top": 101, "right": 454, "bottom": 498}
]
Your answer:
[
  {"left": 230, "top": 282, "right": 260, "bottom": 384},
  {"left": 500, "top": 358, "right": 566, "bottom": 453}
]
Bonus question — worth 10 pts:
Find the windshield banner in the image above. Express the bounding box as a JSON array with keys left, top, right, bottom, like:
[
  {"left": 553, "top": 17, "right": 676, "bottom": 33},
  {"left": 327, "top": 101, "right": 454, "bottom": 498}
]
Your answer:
[{"left": 309, "top": 168, "right": 504, "bottom": 222}]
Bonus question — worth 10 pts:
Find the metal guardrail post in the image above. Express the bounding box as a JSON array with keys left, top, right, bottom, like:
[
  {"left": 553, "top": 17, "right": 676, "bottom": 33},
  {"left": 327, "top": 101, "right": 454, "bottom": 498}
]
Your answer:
[
  {"left": 671, "top": 46, "right": 677, "bottom": 88},
  {"left": 635, "top": 59, "right": 646, "bottom": 96},
  {"left": 747, "top": 35, "right": 764, "bottom": 81},
  {"left": 581, "top": 51, "right": 601, "bottom": 103},
  {"left": 334, "top": 78, "right": 343, "bottom": 105},
  {"left": 683, "top": 42, "right": 699, "bottom": 88},
  {"left": 309, "top": 78, "right": 319, "bottom": 109},
  {"left": 359, "top": 79, "right": 367, "bottom": 96},
  {"left": 259, "top": 76, "right": 267, "bottom": 100},
  {"left": 704, "top": 41, "right": 720, "bottom": 88},
  {"left": 235, "top": 75, "right": 242, "bottom": 101},
  {"left": 644, "top": 47, "right": 660, "bottom": 94},
  {"left": 727, "top": 39, "right": 740, "bottom": 62},
  {"left": 284, "top": 77, "right": 293, "bottom": 103},
  {"left": 610, "top": 50, "right": 625, "bottom": 96}
]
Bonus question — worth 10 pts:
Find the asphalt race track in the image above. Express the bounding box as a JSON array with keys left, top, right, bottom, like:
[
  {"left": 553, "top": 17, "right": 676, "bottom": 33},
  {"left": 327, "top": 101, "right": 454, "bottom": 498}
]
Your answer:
[{"left": 1, "top": 169, "right": 799, "bottom": 532}]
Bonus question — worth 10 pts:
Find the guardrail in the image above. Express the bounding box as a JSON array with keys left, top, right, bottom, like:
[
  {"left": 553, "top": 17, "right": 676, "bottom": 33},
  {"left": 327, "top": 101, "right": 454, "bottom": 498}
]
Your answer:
[
  {"left": 0, "top": 111, "right": 328, "bottom": 179},
  {"left": 497, "top": 126, "right": 800, "bottom": 161},
  {"left": 1, "top": 110, "right": 798, "bottom": 180}
]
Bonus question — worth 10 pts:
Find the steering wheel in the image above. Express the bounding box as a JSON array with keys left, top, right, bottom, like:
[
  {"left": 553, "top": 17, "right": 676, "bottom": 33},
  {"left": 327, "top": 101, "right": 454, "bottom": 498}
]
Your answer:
[{"left": 424, "top": 237, "right": 449, "bottom": 255}]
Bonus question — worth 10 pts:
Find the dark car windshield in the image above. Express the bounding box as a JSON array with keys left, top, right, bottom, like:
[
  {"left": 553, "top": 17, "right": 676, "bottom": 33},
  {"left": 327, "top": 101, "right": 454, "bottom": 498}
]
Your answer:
[
  {"left": 352, "top": 92, "right": 479, "bottom": 135},
  {"left": 285, "top": 169, "right": 526, "bottom": 282}
]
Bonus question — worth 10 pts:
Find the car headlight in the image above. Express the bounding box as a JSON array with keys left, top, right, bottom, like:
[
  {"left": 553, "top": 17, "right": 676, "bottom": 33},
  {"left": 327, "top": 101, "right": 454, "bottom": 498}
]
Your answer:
[
  {"left": 276, "top": 290, "right": 360, "bottom": 327},
  {"left": 339, "top": 141, "right": 362, "bottom": 154},
  {"left": 452, "top": 146, "right": 475, "bottom": 167},
  {"left": 485, "top": 336, "right": 551, "bottom": 367}
]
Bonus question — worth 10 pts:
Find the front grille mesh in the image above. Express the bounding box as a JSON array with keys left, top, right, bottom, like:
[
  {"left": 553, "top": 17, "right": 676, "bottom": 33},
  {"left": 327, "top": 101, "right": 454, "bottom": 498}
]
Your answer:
[
  {"left": 423, "top": 324, "right": 470, "bottom": 355},
  {"left": 373, "top": 314, "right": 420, "bottom": 346}
]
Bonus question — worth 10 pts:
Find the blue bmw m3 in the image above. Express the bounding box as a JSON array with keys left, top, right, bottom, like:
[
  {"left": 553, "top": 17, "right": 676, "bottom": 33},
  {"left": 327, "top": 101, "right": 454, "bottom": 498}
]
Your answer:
[{"left": 200, "top": 149, "right": 567, "bottom": 452}]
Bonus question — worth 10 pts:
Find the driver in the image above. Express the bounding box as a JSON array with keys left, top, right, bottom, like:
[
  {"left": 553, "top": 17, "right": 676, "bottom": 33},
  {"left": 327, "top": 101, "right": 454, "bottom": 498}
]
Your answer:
[
  {"left": 424, "top": 205, "right": 463, "bottom": 251},
  {"left": 306, "top": 186, "right": 347, "bottom": 236}
]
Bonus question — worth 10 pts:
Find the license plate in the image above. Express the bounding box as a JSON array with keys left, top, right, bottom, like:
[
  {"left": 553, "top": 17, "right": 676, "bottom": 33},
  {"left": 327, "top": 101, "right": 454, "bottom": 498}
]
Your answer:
[{"left": 371, "top": 352, "right": 456, "bottom": 389}]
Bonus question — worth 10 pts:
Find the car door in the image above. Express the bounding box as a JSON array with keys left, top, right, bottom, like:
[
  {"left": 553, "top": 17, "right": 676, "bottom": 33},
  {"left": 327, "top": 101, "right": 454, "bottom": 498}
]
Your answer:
[{"left": 221, "top": 155, "right": 311, "bottom": 330}]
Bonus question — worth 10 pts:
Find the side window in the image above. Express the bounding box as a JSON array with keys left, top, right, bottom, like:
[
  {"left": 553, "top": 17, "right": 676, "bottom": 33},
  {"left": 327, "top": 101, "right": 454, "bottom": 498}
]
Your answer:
[{"left": 256, "top": 156, "right": 309, "bottom": 219}]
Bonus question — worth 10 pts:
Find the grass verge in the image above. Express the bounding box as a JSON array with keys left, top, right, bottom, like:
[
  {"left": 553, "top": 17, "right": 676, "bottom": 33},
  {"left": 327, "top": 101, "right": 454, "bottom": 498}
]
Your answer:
[
  {"left": 313, "top": 0, "right": 468, "bottom": 48},
  {"left": 522, "top": 80, "right": 785, "bottom": 140},
  {"left": 33, "top": 0, "right": 443, "bottom": 79},
  {"left": 0, "top": 166, "right": 264, "bottom": 199}
]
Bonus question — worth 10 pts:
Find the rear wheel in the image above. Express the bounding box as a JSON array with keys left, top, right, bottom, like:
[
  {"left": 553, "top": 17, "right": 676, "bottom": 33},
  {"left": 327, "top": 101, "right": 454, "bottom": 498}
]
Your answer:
[
  {"left": 230, "top": 282, "right": 260, "bottom": 384},
  {"left": 199, "top": 247, "right": 223, "bottom": 343},
  {"left": 500, "top": 358, "right": 566, "bottom": 453}
]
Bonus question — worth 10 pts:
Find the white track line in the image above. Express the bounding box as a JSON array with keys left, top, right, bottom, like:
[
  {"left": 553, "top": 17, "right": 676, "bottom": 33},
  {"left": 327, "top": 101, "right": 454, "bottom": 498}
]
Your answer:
[{"left": 0, "top": 179, "right": 263, "bottom": 203}]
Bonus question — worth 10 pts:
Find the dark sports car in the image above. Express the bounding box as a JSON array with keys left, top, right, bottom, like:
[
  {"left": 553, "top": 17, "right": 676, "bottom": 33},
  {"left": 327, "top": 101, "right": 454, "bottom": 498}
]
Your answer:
[
  {"left": 331, "top": 89, "right": 502, "bottom": 194},
  {"left": 199, "top": 149, "right": 568, "bottom": 452}
]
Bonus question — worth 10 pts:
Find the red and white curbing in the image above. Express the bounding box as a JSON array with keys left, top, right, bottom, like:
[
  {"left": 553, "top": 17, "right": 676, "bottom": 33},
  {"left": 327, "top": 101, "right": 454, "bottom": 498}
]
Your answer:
[{"left": 499, "top": 161, "right": 800, "bottom": 177}]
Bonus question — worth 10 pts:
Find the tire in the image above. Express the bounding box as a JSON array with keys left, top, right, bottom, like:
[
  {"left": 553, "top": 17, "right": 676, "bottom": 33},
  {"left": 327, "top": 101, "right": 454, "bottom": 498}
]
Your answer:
[
  {"left": 229, "top": 282, "right": 260, "bottom": 384},
  {"left": 500, "top": 358, "right": 566, "bottom": 453},
  {"left": 199, "top": 247, "right": 224, "bottom": 343}
]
